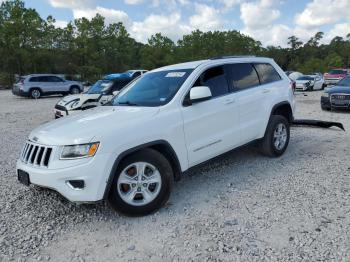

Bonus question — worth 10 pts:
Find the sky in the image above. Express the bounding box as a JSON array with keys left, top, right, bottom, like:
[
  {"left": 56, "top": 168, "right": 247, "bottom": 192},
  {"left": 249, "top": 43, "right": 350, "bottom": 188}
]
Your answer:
[{"left": 22, "top": 0, "right": 350, "bottom": 47}]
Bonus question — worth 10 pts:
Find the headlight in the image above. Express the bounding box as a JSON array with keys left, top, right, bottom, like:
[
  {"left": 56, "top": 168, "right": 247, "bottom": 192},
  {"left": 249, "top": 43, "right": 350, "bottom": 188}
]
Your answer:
[
  {"left": 321, "top": 93, "right": 329, "bottom": 98},
  {"left": 60, "top": 142, "right": 99, "bottom": 159}
]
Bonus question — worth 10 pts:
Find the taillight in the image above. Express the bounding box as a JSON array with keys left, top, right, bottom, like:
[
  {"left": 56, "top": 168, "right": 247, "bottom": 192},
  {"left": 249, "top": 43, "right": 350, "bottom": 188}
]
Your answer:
[{"left": 290, "top": 81, "right": 296, "bottom": 93}]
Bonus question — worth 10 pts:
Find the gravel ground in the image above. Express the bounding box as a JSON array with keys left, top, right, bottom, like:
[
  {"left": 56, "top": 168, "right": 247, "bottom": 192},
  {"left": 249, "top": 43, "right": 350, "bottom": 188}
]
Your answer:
[{"left": 0, "top": 90, "right": 349, "bottom": 261}]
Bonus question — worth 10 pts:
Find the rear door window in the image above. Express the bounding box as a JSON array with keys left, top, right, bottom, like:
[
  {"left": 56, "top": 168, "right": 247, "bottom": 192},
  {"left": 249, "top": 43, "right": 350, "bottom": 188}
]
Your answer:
[
  {"left": 193, "top": 65, "right": 229, "bottom": 98},
  {"left": 47, "top": 76, "right": 63, "bottom": 82},
  {"left": 228, "top": 63, "right": 260, "bottom": 91},
  {"left": 254, "top": 63, "right": 281, "bottom": 84}
]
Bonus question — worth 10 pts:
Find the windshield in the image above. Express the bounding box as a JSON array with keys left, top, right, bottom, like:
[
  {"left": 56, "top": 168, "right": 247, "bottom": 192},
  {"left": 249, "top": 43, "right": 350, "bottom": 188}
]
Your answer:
[
  {"left": 297, "top": 76, "right": 313, "bottom": 80},
  {"left": 337, "top": 76, "right": 350, "bottom": 87},
  {"left": 112, "top": 69, "right": 193, "bottom": 107},
  {"left": 87, "top": 80, "right": 113, "bottom": 94},
  {"left": 329, "top": 70, "right": 346, "bottom": 75}
]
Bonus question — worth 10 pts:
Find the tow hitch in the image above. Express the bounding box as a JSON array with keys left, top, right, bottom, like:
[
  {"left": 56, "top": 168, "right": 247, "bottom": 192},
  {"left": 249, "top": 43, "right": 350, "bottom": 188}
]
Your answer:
[{"left": 293, "top": 119, "right": 345, "bottom": 131}]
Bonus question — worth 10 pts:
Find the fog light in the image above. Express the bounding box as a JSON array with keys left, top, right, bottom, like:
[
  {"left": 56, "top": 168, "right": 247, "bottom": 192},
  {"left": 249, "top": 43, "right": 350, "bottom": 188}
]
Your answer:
[{"left": 66, "top": 180, "right": 85, "bottom": 190}]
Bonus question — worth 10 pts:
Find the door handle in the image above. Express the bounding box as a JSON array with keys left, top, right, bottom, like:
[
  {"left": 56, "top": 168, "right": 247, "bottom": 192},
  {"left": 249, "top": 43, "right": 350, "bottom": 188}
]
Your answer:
[
  {"left": 224, "top": 98, "right": 235, "bottom": 105},
  {"left": 262, "top": 88, "right": 270, "bottom": 93}
]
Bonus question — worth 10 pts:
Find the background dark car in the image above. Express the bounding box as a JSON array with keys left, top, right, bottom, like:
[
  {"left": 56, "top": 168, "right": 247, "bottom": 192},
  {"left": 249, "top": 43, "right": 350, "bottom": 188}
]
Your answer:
[{"left": 321, "top": 76, "right": 350, "bottom": 111}]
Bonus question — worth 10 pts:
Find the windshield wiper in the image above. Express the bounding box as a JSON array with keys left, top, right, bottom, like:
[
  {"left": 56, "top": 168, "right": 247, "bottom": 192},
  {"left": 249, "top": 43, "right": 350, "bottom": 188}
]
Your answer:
[{"left": 117, "top": 101, "right": 139, "bottom": 106}]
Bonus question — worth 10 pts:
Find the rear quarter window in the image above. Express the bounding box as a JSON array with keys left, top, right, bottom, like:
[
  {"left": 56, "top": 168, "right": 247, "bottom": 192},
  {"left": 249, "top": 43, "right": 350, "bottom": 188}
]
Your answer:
[{"left": 254, "top": 63, "right": 281, "bottom": 84}]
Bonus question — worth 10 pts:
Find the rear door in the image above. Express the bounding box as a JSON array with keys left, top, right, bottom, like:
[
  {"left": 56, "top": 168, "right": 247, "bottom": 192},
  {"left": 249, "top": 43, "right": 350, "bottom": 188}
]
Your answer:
[
  {"left": 234, "top": 63, "right": 282, "bottom": 142},
  {"left": 181, "top": 65, "right": 241, "bottom": 166},
  {"left": 47, "top": 76, "right": 67, "bottom": 92},
  {"left": 227, "top": 63, "right": 266, "bottom": 143}
]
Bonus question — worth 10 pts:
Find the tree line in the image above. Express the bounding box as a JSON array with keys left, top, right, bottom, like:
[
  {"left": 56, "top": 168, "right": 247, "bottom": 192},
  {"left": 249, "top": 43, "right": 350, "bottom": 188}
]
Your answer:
[{"left": 1, "top": 0, "right": 350, "bottom": 87}]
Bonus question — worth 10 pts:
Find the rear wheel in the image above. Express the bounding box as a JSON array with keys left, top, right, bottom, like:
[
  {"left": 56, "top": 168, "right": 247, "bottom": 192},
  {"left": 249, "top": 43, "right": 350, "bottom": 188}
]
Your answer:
[
  {"left": 30, "top": 88, "right": 41, "bottom": 99},
  {"left": 260, "top": 115, "right": 290, "bottom": 157},
  {"left": 108, "top": 149, "right": 174, "bottom": 216}
]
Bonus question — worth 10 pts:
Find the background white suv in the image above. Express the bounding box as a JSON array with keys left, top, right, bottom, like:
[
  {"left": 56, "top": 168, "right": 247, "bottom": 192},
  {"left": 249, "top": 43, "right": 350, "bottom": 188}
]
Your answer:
[
  {"left": 16, "top": 56, "right": 295, "bottom": 216},
  {"left": 12, "top": 74, "right": 83, "bottom": 99}
]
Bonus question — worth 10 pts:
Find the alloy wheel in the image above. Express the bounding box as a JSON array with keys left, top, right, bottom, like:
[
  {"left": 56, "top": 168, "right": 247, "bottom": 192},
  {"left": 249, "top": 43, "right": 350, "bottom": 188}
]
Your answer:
[
  {"left": 273, "top": 123, "right": 287, "bottom": 150},
  {"left": 117, "top": 162, "right": 162, "bottom": 206}
]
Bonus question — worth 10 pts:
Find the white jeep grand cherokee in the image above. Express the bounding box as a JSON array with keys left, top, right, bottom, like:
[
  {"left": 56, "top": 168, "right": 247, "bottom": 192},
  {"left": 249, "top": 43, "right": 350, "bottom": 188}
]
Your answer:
[{"left": 17, "top": 56, "right": 295, "bottom": 216}]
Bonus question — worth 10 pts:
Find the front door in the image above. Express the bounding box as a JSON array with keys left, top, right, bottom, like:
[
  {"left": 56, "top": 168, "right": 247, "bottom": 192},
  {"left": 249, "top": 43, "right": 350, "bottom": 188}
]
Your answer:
[{"left": 181, "top": 65, "right": 241, "bottom": 167}]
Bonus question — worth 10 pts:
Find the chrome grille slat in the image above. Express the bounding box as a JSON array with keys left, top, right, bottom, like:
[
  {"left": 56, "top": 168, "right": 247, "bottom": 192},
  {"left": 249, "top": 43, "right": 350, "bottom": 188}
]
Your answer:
[
  {"left": 20, "top": 141, "right": 53, "bottom": 168},
  {"left": 22, "top": 144, "right": 29, "bottom": 159},
  {"left": 25, "top": 145, "right": 33, "bottom": 162},
  {"left": 40, "top": 147, "right": 47, "bottom": 166}
]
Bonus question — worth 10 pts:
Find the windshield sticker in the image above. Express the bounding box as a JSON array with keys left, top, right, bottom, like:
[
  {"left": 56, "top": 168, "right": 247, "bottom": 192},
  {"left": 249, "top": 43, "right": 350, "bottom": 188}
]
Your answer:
[
  {"left": 165, "top": 72, "right": 186, "bottom": 78},
  {"left": 160, "top": 98, "right": 166, "bottom": 102}
]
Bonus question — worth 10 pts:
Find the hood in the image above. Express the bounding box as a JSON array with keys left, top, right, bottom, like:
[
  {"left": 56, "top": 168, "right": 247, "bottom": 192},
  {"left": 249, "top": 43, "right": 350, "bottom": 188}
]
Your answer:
[
  {"left": 30, "top": 106, "right": 160, "bottom": 145},
  {"left": 57, "top": 94, "right": 102, "bottom": 108},
  {"left": 325, "top": 85, "right": 350, "bottom": 94}
]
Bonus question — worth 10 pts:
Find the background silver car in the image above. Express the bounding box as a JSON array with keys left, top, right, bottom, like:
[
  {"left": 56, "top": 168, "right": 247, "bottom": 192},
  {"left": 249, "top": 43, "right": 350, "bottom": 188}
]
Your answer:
[{"left": 12, "top": 74, "right": 83, "bottom": 99}]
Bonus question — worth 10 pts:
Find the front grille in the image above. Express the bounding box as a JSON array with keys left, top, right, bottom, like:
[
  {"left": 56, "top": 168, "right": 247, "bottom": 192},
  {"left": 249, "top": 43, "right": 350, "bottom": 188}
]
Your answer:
[
  {"left": 330, "top": 93, "right": 350, "bottom": 107},
  {"left": 331, "top": 94, "right": 350, "bottom": 100},
  {"left": 21, "top": 141, "right": 53, "bottom": 167}
]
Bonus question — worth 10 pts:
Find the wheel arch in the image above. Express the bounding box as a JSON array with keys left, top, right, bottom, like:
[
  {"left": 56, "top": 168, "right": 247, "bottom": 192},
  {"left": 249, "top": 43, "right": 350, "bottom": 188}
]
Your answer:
[
  {"left": 29, "top": 87, "right": 43, "bottom": 93},
  {"left": 270, "top": 101, "right": 293, "bottom": 124},
  {"left": 70, "top": 85, "right": 81, "bottom": 91},
  {"left": 103, "top": 140, "right": 182, "bottom": 200}
]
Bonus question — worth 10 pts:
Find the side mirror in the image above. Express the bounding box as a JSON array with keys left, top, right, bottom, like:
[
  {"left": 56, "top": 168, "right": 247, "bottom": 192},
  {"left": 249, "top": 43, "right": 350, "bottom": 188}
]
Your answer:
[
  {"left": 112, "top": 90, "right": 120, "bottom": 96},
  {"left": 190, "top": 86, "right": 212, "bottom": 103}
]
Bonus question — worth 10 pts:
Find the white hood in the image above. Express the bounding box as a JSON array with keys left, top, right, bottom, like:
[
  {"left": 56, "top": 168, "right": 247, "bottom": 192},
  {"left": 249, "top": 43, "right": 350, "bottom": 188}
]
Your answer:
[{"left": 29, "top": 106, "right": 160, "bottom": 145}]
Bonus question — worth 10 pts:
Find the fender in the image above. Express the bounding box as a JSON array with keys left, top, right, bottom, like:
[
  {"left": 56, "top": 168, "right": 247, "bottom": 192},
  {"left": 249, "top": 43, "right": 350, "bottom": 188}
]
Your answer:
[
  {"left": 269, "top": 101, "right": 294, "bottom": 123},
  {"left": 260, "top": 101, "right": 293, "bottom": 138},
  {"left": 102, "top": 140, "right": 182, "bottom": 199}
]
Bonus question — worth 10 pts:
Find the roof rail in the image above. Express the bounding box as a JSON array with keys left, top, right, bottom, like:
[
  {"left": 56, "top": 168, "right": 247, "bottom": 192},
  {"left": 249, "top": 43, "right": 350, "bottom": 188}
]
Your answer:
[{"left": 210, "top": 55, "right": 257, "bottom": 60}]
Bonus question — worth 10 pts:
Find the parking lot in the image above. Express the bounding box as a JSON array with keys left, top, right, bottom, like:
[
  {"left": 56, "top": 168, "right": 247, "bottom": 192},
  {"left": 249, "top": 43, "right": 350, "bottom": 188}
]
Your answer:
[{"left": 0, "top": 90, "right": 349, "bottom": 261}]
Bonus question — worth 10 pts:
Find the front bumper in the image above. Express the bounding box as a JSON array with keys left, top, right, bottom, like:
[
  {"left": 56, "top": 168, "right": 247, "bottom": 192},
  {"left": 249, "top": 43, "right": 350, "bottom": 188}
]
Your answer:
[
  {"left": 324, "top": 79, "right": 341, "bottom": 85},
  {"left": 295, "top": 84, "right": 308, "bottom": 91},
  {"left": 54, "top": 104, "right": 82, "bottom": 119},
  {"left": 16, "top": 153, "right": 113, "bottom": 203}
]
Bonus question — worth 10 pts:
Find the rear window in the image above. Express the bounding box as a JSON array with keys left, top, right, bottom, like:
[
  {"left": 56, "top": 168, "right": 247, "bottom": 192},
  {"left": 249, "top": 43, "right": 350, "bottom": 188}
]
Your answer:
[
  {"left": 254, "top": 63, "right": 281, "bottom": 84},
  {"left": 16, "top": 77, "right": 25, "bottom": 83},
  {"left": 329, "top": 69, "right": 347, "bottom": 75},
  {"left": 229, "top": 63, "right": 260, "bottom": 91}
]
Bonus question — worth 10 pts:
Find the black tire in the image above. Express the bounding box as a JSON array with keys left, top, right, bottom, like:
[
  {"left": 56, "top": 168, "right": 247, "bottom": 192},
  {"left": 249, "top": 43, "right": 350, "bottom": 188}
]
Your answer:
[
  {"left": 260, "top": 115, "right": 290, "bottom": 157},
  {"left": 321, "top": 105, "right": 331, "bottom": 111},
  {"left": 108, "top": 148, "right": 174, "bottom": 216},
  {"left": 307, "top": 85, "right": 313, "bottom": 91},
  {"left": 70, "top": 86, "right": 80, "bottom": 94},
  {"left": 30, "top": 88, "right": 41, "bottom": 99}
]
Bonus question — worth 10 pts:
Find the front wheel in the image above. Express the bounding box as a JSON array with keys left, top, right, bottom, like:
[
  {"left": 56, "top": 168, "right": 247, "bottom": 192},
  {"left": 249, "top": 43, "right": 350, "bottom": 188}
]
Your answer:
[
  {"left": 260, "top": 115, "right": 290, "bottom": 157},
  {"left": 70, "top": 86, "right": 81, "bottom": 94},
  {"left": 108, "top": 149, "right": 174, "bottom": 216}
]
